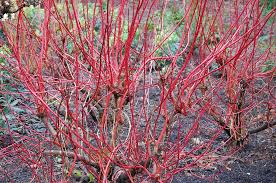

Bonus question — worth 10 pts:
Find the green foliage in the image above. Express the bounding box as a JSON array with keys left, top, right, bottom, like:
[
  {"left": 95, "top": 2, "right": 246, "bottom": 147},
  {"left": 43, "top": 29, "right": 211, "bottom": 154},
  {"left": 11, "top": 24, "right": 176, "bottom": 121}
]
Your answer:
[
  {"left": 23, "top": 5, "right": 44, "bottom": 31},
  {"left": 0, "top": 29, "right": 7, "bottom": 43},
  {"left": 0, "top": 45, "right": 12, "bottom": 86},
  {"left": 0, "top": 95, "right": 25, "bottom": 134},
  {"left": 170, "top": 7, "right": 184, "bottom": 24},
  {"left": 260, "top": 0, "right": 276, "bottom": 25},
  {"left": 23, "top": 5, "right": 44, "bottom": 17},
  {"left": 261, "top": 60, "right": 275, "bottom": 73},
  {"left": 147, "top": 18, "right": 154, "bottom": 32},
  {"left": 73, "top": 169, "right": 82, "bottom": 177},
  {"left": 87, "top": 173, "right": 94, "bottom": 183},
  {"left": 258, "top": 34, "right": 276, "bottom": 76},
  {"left": 0, "top": 44, "right": 11, "bottom": 56},
  {"left": 151, "top": 7, "right": 186, "bottom": 69},
  {"left": 260, "top": 0, "right": 276, "bottom": 11},
  {"left": 72, "top": 170, "right": 94, "bottom": 183},
  {"left": 0, "top": 45, "right": 22, "bottom": 134}
]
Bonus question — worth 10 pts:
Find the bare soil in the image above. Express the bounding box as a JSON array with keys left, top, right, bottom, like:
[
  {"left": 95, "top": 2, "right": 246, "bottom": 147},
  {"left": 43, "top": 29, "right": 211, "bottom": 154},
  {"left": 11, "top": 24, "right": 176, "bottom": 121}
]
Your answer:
[
  {"left": 173, "top": 129, "right": 276, "bottom": 183},
  {"left": 1, "top": 128, "right": 275, "bottom": 183}
]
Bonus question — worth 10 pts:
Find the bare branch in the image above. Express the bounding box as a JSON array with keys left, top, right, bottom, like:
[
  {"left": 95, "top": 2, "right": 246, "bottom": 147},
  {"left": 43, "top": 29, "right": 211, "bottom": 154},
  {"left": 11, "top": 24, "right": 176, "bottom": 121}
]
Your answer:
[
  {"left": 249, "top": 120, "right": 276, "bottom": 134},
  {"left": 43, "top": 150, "right": 99, "bottom": 170}
]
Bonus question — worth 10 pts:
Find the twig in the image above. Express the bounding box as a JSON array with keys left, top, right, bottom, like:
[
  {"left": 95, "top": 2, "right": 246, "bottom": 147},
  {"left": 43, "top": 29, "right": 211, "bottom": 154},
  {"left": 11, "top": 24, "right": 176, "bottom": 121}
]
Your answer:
[
  {"left": 249, "top": 120, "right": 276, "bottom": 134},
  {"left": 43, "top": 150, "right": 100, "bottom": 170}
]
